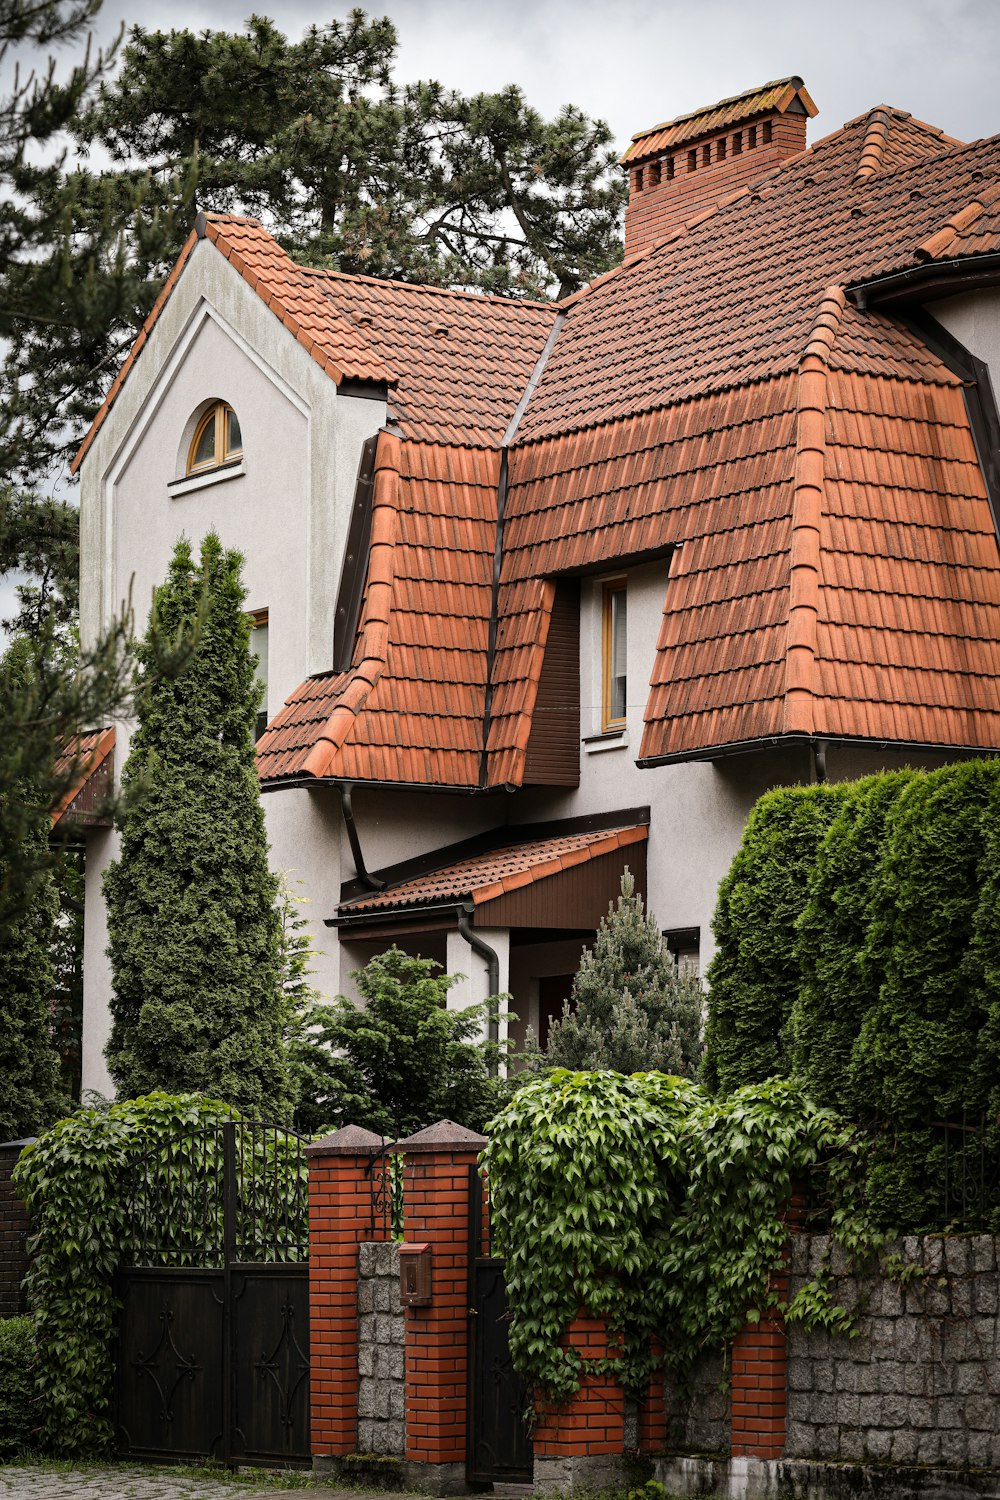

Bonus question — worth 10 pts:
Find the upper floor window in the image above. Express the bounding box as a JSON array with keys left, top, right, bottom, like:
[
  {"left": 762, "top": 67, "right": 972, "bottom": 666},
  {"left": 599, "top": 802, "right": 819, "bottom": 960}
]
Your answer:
[
  {"left": 187, "top": 402, "right": 243, "bottom": 476},
  {"left": 602, "top": 580, "right": 627, "bottom": 730}
]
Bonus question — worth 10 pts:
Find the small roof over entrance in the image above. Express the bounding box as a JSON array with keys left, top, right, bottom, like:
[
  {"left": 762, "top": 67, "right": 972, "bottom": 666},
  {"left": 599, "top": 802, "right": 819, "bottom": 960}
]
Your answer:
[
  {"left": 51, "top": 728, "right": 115, "bottom": 833},
  {"left": 334, "top": 819, "right": 648, "bottom": 935}
]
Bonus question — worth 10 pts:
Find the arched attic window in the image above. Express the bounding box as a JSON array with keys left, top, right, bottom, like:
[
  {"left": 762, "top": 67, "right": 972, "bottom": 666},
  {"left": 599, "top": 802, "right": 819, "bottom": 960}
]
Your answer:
[{"left": 187, "top": 401, "right": 243, "bottom": 475}]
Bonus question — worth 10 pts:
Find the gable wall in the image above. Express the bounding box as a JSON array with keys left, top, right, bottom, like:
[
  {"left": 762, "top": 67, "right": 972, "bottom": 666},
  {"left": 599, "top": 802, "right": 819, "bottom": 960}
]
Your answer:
[
  {"left": 76, "top": 237, "right": 388, "bottom": 1098},
  {"left": 933, "top": 288, "right": 1000, "bottom": 377}
]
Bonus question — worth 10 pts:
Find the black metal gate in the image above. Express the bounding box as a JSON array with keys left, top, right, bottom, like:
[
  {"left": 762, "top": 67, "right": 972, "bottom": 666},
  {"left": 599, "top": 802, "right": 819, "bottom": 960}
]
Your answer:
[
  {"left": 116, "top": 1119, "right": 310, "bottom": 1468},
  {"left": 466, "top": 1165, "right": 533, "bottom": 1485}
]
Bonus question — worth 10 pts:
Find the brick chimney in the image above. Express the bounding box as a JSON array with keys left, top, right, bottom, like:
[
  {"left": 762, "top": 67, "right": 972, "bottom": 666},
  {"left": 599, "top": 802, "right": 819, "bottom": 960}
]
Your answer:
[{"left": 621, "top": 77, "right": 818, "bottom": 258}]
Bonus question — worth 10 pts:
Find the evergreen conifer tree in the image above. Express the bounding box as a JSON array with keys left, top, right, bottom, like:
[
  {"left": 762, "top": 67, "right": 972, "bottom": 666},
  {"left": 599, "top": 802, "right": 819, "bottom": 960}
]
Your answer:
[
  {"left": 0, "top": 641, "right": 66, "bottom": 1139},
  {"left": 104, "top": 533, "right": 289, "bottom": 1116},
  {"left": 545, "top": 870, "right": 703, "bottom": 1077}
]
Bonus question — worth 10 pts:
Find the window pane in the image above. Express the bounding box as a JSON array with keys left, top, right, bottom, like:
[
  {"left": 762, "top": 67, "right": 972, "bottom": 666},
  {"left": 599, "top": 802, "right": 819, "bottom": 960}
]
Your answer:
[
  {"left": 191, "top": 414, "right": 216, "bottom": 470},
  {"left": 226, "top": 406, "right": 243, "bottom": 458},
  {"left": 610, "top": 590, "right": 627, "bottom": 721},
  {"left": 250, "top": 619, "right": 268, "bottom": 741}
]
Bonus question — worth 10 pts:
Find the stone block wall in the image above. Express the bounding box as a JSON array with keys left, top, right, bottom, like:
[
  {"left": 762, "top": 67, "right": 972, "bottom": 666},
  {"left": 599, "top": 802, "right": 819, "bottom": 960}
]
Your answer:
[
  {"left": 786, "top": 1233, "right": 1000, "bottom": 1470},
  {"left": 665, "top": 1349, "right": 731, "bottom": 1455},
  {"left": 0, "top": 1142, "right": 32, "bottom": 1319},
  {"left": 357, "top": 1241, "right": 406, "bottom": 1456}
]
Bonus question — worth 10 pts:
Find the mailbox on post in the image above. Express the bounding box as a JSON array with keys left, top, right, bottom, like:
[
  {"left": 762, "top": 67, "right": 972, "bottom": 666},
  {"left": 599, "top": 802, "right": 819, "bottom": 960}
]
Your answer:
[{"left": 398, "top": 1242, "right": 433, "bottom": 1306}]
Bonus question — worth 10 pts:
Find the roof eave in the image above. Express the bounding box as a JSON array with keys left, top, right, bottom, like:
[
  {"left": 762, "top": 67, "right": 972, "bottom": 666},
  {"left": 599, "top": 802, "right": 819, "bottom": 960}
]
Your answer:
[
  {"left": 848, "top": 253, "right": 1000, "bottom": 310},
  {"left": 637, "top": 732, "right": 1000, "bottom": 769}
]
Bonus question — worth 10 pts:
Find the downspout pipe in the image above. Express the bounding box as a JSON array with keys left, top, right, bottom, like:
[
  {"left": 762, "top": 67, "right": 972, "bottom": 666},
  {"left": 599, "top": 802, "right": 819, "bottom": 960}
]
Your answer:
[
  {"left": 457, "top": 904, "right": 500, "bottom": 1073},
  {"left": 813, "top": 739, "right": 828, "bottom": 785},
  {"left": 338, "top": 783, "right": 385, "bottom": 892}
]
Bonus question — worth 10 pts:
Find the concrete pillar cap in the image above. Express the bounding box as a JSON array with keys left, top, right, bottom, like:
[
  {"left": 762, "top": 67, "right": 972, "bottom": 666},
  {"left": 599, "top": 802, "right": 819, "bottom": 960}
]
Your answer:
[
  {"left": 305, "top": 1123, "right": 387, "bottom": 1157},
  {"left": 394, "top": 1119, "right": 488, "bottom": 1153}
]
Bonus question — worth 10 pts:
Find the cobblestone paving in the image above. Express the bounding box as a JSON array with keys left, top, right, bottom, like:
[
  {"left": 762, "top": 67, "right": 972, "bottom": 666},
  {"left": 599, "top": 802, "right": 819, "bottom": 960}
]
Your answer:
[{"left": 0, "top": 1467, "right": 416, "bottom": 1500}]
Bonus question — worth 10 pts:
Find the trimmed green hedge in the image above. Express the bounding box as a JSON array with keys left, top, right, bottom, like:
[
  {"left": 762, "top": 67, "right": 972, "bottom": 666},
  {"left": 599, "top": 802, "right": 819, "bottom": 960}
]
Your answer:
[
  {"left": 789, "top": 771, "right": 915, "bottom": 1112},
  {"left": 702, "top": 783, "right": 848, "bottom": 1094},
  {"left": 0, "top": 1316, "right": 37, "bottom": 1457}
]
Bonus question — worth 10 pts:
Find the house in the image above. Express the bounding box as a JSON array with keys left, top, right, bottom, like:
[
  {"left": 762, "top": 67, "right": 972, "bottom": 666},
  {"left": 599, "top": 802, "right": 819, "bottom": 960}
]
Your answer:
[{"left": 68, "top": 76, "right": 1000, "bottom": 1098}]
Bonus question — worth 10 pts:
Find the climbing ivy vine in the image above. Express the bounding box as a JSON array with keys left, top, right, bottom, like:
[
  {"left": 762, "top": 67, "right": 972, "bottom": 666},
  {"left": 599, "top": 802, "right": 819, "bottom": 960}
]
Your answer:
[
  {"left": 483, "top": 1071, "right": 879, "bottom": 1406},
  {"left": 13, "top": 1093, "right": 239, "bottom": 1455}
]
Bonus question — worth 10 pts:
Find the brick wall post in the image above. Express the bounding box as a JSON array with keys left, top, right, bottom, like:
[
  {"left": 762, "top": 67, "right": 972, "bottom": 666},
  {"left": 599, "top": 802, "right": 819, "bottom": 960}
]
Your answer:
[
  {"left": 306, "top": 1123, "right": 385, "bottom": 1470},
  {"left": 0, "top": 1140, "right": 34, "bottom": 1319},
  {"left": 532, "top": 1317, "right": 626, "bottom": 1493},
  {"left": 396, "top": 1119, "right": 485, "bottom": 1496},
  {"left": 730, "top": 1192, "right": 806, "bottom": 1461},
  {"left": 638, "top": 1337, "right": 666, "bottom": 1454}
]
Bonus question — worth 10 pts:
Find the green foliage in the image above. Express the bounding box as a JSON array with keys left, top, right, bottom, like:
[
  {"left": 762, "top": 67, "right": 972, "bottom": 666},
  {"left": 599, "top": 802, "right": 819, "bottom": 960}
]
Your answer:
[
  {"left": 970, "top": 772, "right": 1000, "bottom": 1124},
  {"left": 484, "top": 1071, "right": 873, "bottom": 1405},
  {"left": 0, "top": 1316, "right": 37, "bottom": 1458},
  {"left": 0, "top": 642, "right": 67, "bottom": 1141},
  {"left": 703, "top": 783, "right": 848, "bottom": 1093},
  {"left": 13, "top": 1092, "right": 236, "bottom": 1455},
  {"left": 546, "top": 870, "right": 703, "bottom": 1077},
  {"left": 77, "top": 12, "right": 625, "bottom": 301},
  {"left": 275, "top": 874, "right": 327, "bottom": 1134},
  {"left": 846, "top": 760, "right": 1000, "bottom": 1223},
  {"left": 104, "top": 534, "right": 289, "bottom": 1116},
  {"left": 296, "top": 946, "right": 504, "bottom": 1139},
  {"left": 789, "top": 771, "right": 916, "bottom": 1111}
]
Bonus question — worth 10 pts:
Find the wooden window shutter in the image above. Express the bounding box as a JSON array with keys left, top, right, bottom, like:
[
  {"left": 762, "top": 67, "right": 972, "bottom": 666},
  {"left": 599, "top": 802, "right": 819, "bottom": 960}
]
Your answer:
[{"left": 522, "top": 578, "right": 580, "bottom": 786}]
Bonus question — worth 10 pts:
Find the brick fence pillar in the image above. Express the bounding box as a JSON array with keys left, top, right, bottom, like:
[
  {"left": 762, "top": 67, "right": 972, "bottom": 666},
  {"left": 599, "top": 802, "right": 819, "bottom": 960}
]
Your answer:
[
  {"left": 533, "top": 1316, "right": 626, "bottom": 1494},
  {"left": 730, "top": 1192, "right": 806, "bottom": 1461},
  {"left": 396, "top": 1119, "right": 486, "bottom": 1496},
  {"left": 0, "top": 1140, "right": 34, "bottom": 1319},
  {"left": 306, "top": 1123, "right": 385, "bottom": 1471}
]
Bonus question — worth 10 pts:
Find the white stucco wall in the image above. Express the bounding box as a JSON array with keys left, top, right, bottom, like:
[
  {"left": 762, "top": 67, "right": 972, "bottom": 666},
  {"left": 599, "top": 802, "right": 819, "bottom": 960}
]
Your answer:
[
  {"left": 77, "top": 236, "right": 387, "bottom": 1096},
  {"left": 933, "top": 288, "right": 1000, "bottom": 379}
]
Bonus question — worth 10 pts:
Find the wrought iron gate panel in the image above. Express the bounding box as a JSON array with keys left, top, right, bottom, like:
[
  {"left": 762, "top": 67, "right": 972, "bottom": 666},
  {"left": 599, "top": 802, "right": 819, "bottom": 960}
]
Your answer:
[
  {"left": 117, "top": 1270, "right": 224, "bottom": 1461},
  {"left": 117, "top": 1121, "right": 310, "bottom": 1468},
  {"left": 231, "top": 1265, "right": 310, "bottom": 1465},
  {"left": 466, "top": 1165, "right": 532, "bottom": 1485}
]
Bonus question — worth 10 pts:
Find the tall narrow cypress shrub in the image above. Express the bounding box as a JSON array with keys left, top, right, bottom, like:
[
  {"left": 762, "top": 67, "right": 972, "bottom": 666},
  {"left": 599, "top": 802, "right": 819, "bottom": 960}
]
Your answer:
[
  {"left": 104, "top": 533, "right": 290, "bottom": 1117},
  {"left": 789, "top": 770, "right": 916, "bottom": 1111},
  {"left": 849, "top": 759, "right": 1000, "bottom": 1224},
  {"left": 702, "top": 782, "right": 847, "bottom": 1094},
  {"left": 0, "top": 641, "right": 66, "bottom": 1139}
]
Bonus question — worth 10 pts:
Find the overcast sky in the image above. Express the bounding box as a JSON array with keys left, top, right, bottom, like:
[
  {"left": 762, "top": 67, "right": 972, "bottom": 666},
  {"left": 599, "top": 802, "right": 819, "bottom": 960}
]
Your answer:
[{"left": 83, "top": 0, "right": 1000, "bottom": 151}]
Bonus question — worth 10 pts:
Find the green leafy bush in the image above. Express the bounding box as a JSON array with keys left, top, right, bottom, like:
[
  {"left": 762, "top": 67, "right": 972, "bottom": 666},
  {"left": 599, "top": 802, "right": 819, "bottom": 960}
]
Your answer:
[
  {"left": 13, "top": 1093, "right": 238, "bottom": 1455},
  {"left": 703, "top": 783, "right": 847, "bottom": 1093},
  {"left": 484, "top": 1070, "right": 871, "bottom": 1405},
  {"left": 789, "top": 771, "right": 916, "bottom": 1111},
  {"left": 546, "top": 870, "right": 703, "bottom": 1077},
  {"left": 289, "top": 947, "right": 505, "bottom": 1138},
  {"left": 0, "top": 1316, "right": 36, "bottom": 1457}
]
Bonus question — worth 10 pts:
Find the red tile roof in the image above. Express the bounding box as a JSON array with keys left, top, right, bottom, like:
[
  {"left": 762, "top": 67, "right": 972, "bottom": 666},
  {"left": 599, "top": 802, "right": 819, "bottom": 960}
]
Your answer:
[
  {"left": 77, "top": 83, "right": 1000, "bottom": 787},
  {"left": 256, "top": 432, "right": 499, "bottom": 786},
  {"left": 339, "top": 824, "right": 648, "bottom": 915},
  {"left": 51, "top": 727, "right": 115, "bottom": 826},
  {"left": 307, "top": 270, "right": 556, "bottom": 447},
  {"left": 622, "top": 77, "right": 817, "bottom": 164}
]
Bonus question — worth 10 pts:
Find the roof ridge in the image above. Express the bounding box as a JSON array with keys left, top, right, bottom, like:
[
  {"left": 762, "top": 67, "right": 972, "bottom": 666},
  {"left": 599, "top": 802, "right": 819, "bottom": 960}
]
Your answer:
[
  {"left": 854, "top": 107, "right": 893, "bottom": 181},
  {"left": 784, "top": 283, "right": 847, "bottom": 737},
  {"left": 629, "top": 75, "right": 804, "bottom": 142},
  {"left": 304, "top": 264, "right": 557, "bottom": 313},
  {"left": 300, "top": 428, "right": 402, "bottom": 778}
]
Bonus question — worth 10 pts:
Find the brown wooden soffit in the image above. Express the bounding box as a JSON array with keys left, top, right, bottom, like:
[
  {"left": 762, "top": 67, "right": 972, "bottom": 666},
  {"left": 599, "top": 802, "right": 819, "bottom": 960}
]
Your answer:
[{"left": 334, "top": 823, "right": 647, "bottom": 932}]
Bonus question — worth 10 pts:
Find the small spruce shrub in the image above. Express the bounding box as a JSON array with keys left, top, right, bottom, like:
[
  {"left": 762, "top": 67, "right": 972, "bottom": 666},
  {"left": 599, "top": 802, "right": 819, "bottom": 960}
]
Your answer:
[
  {"left": 546, "top": 869, "right": 703, "bottom": 1077},
  {"left": 702, "top": 782, "right": 847, "bottom": 1093},
  {"left": 0, "top": 1315, "right": 36, "bottom": 1457}
]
